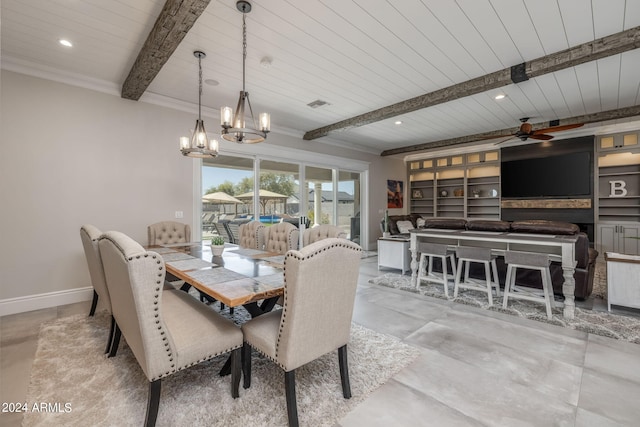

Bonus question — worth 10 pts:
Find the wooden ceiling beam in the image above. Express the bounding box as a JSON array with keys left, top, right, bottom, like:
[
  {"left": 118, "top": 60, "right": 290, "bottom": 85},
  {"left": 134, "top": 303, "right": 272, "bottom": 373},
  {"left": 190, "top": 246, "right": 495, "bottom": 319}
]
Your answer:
[
  {"left": 121, "top": 0, "right": 211, "bottom": 101},
  {"left": 303, "top": 26, "right": 640, "bottom": 141},
  {"left": 380, "top": 105, "right": 640, "bottom": 156}
]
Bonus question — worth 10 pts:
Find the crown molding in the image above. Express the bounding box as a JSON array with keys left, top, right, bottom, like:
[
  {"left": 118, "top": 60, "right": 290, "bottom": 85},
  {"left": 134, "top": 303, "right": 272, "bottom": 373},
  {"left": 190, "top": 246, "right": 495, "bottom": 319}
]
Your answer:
[{"left": 2, "top": 56, "right": 378, "bottom": 155}]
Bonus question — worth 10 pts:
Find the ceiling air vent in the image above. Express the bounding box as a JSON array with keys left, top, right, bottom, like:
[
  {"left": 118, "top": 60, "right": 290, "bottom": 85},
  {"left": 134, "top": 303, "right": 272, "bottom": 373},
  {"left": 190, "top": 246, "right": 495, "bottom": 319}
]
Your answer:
[{"left": 307, "top": 99, "right": 330, "bottom": 109}]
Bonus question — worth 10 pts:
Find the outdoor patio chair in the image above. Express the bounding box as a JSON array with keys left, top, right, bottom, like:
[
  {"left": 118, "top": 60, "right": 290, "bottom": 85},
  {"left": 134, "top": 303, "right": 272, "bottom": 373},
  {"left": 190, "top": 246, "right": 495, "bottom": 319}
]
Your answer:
[
  {"left": 213, "top": 220, "right": 232, "bottom": 243},
  {"left": 225, "top": 219, "right": 250, "bottom": 245}
]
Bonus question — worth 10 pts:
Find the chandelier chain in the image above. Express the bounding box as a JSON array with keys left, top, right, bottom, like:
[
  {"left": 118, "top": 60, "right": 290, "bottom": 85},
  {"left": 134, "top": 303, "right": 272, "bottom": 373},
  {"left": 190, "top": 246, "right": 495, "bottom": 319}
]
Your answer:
[
  {"left": 242, "top": 13, "right": 247, "bottom": 93},
  {"left": 198, "top": 54, "right": 203, "bottom": 120}
]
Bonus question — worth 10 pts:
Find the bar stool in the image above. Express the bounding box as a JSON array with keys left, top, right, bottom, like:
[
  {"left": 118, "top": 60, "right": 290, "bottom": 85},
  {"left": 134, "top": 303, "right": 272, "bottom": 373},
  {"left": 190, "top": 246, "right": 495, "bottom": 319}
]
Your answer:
[
  {"left": 502, "top": 251, "right": 555, "bottom": 320},
  {"left": 416, "top": 242, "right": 457, "bottom": 297},
  {"left": 454, "top": 246, "right": 501, "bottom": 305}
]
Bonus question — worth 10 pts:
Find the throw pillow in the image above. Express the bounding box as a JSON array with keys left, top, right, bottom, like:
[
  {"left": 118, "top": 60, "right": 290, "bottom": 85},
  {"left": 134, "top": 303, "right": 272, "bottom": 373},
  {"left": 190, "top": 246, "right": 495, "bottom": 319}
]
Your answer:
[
  {"left": 416, "top": 217, "right": 426, "bottom": 228},
  {"left": 396, "top": 220, "right": 414, "bottom": 234}
]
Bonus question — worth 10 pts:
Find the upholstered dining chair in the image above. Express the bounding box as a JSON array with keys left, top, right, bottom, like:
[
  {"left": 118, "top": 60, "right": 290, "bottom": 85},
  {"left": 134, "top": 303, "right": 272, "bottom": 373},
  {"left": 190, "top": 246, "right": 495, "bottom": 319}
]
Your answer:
[
  {"left": 99, "top": 231, "right": 243, "bottom": 427},
  {"left": 80, "top": 224, "right": 115, "bottom": 353},
  {"left": 263, "top": 221, "right": 299, "bottom": 254},
  {"left": 147, "top": 221, "right": 191, "bottom": 246},
  {"left": 238, "top": 220, "right": 266, "bottom": 249},
  {"left": 241, "top": 238, "right": 362, "bottom": 427},
  {"left": 302, "top": 224, "right": 347, "bottom": 246}
]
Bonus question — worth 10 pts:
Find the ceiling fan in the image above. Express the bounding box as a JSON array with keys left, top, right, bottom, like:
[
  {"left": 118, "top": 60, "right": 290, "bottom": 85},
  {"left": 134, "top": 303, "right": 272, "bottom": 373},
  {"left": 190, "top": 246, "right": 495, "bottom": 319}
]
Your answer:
[{"left": 495, "top": 118, "right": 584, "bottom": 144}]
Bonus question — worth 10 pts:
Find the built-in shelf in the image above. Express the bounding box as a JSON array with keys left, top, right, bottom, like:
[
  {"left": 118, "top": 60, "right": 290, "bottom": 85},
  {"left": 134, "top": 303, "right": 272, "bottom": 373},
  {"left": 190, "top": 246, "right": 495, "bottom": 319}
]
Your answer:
[
  {"left": 596, "top": 135, "right": 640, "bottom": 255},
  {"left": 409, "top": 150, "right": 499, "bottom": 219}
]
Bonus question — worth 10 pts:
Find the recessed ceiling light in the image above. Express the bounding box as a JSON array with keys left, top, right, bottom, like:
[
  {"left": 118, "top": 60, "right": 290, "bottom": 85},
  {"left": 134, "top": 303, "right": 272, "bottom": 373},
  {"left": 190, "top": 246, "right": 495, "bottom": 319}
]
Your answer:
[
  {"left": 395, "top": 121, "right": 403, "bottom": 125},
  {"left": 494, "top": 94, "right": 506, "bottom": 100},
  {"left": 59, "top": 39, "right": 73, "bottom": 47},
  {"left": 204, "top": 79, "right": 219, "bottom": 86}
]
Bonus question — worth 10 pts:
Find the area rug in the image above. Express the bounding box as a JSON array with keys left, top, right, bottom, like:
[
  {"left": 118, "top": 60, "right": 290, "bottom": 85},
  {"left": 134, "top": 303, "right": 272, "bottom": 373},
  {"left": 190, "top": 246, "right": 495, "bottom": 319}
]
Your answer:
[
  {"left": 370, "top": 273, "right": 640, "bottom": 344},
  {"left": 23, "top": 312, "right": 420, "bottom": 427}
]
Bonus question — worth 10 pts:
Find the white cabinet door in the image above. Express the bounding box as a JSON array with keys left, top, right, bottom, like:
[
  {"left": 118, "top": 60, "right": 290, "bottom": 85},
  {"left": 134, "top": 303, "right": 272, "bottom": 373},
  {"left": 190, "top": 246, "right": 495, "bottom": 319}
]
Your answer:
[
  {"left": 619, "top": 225, "right": 640, "bottom": 255},
  {"left": 597, "top": 224, "right": 617, "bottom": 254},
  {"left": 598, "top": 223, "right": 640, "bottom": 255}
]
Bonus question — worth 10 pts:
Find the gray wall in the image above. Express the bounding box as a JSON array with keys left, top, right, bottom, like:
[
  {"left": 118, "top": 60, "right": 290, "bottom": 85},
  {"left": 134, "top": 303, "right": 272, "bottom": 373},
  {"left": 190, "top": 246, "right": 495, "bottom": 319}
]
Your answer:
[{"left": 0, "top": 70, "right": 404, "bottom": 309}]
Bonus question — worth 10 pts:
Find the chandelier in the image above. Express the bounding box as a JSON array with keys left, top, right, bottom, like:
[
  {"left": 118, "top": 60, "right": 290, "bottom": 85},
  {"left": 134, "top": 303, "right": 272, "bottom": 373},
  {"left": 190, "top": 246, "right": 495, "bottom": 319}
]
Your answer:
[
  {"left": 179, "top": 51, "right": 219, "bottom": 158},
  {"left": 220, "top": 0, "right": 270, "bottom": 144}
]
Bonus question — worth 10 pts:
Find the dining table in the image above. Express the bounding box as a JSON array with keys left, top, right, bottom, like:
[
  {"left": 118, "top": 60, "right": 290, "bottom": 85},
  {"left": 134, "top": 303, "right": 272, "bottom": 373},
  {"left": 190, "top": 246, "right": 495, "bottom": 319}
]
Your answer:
[
  {"left": 149, "top": 241, "right": 287, "bottom": 376},
  {"left": 149, "top": 241, "right": 286, "bottom": 317}
]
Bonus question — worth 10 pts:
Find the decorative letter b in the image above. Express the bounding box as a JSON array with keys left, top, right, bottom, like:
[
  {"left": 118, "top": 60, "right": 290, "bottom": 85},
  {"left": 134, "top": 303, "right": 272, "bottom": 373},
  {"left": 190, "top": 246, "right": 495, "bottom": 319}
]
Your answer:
[{"left": 609, "top": 180, "right": 627, "bottom": 198}]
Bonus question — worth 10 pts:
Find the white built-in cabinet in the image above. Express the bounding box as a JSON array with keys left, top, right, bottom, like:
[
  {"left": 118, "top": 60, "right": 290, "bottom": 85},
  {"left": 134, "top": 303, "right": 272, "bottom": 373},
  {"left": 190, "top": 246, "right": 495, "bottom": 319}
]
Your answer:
[
  {"left": 409, "top": 150, "right": 500, "bottom": 219},
  {"left": 596, "top": 132, "right": 640, "bottom": 256}
]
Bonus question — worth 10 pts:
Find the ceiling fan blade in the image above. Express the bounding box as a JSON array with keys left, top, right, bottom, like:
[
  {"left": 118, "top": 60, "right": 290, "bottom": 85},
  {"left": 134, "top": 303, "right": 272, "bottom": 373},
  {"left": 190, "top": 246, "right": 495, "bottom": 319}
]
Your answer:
[
  {"left": 532, "top": 123, "right": 584, "bottom": 135},
  {"left": 528, "top": 134, "right": 554, "bottom": 140}
]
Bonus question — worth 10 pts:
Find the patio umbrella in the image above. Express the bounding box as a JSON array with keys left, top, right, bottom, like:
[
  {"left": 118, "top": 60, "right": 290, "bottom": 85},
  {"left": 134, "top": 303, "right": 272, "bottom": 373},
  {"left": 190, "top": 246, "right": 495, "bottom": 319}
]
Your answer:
[
  {"left": 202, "top": 191, "right": 243, "bottom": 214},
  {"left": 202, "top": 191, "right": 243, "bottom": 204},
  {"left": 235, "top": 189, "right": 288, "bottom": 215}
]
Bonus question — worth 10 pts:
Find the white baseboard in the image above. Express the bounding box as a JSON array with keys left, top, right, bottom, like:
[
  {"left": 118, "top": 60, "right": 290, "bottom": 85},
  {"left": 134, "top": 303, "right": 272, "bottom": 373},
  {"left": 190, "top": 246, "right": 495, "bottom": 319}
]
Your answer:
[{"left": 0, "top": 287, "right": 94, "bottom": 317}]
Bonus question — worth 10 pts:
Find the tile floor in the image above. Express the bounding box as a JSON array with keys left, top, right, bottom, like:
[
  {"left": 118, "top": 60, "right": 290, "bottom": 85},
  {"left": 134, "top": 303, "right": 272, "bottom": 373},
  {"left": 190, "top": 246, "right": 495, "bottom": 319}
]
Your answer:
[{"left": 2, "top": 256, "right": 640, "bottom": 426}]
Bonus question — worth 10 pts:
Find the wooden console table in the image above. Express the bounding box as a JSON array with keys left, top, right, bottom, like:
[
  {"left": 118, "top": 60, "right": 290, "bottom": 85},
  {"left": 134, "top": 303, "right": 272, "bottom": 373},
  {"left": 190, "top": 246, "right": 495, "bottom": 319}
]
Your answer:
[{"left": 409, "top": 229, "right": 579, "bottom": 319}]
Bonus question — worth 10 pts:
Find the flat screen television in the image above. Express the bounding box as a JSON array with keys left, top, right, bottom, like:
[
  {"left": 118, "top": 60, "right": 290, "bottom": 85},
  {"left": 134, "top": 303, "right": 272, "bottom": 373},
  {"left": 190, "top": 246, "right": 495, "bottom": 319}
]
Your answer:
[{"left": 501, "top": 151, "right": 592, "bottom": 198}]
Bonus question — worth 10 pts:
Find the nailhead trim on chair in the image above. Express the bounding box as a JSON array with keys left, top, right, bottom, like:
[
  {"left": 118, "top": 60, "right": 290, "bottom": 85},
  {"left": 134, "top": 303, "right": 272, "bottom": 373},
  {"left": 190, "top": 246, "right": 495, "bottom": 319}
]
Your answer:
[
  {"left": 271, "top": 240, "right": 362, "bottom": 369},
  {"left": 104, "top": 234, "right": 248, "bottom": 382}
]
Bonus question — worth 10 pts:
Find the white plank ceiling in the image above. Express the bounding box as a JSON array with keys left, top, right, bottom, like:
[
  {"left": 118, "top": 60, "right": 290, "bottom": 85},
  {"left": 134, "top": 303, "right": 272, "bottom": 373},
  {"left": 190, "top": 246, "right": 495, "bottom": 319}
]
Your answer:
[{"left": 2, "top": 0, "right": 640, "bottom": 155}]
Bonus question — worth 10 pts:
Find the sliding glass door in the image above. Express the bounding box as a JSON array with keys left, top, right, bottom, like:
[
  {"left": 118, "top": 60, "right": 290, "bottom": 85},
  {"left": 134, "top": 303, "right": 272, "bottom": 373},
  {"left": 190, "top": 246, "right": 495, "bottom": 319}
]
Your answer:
[
  {"left": 201, "top": 155, "right": 254, "bottom": 239},
  {"left": 339, "top": 170, "right": 361, "bottom": 243},
  {"left": 200, "top": 154, "right": 366, "bottom": 246}
]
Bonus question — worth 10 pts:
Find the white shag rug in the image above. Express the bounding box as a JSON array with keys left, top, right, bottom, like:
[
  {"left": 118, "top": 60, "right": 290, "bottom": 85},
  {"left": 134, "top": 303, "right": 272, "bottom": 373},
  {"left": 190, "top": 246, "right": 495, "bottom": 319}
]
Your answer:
[
  {"left": 370, "top": 273, "right": 640, "bottom": 344},
  {"left": 23, "top": 312, "right": 420, "bottom": 427}
]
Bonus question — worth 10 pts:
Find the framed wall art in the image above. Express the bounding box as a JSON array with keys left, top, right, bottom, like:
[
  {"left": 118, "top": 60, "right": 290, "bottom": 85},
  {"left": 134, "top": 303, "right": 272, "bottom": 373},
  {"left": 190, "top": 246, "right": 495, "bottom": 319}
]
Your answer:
[{"left": 387, "top": 180, "right": 404, "bottom": 208}]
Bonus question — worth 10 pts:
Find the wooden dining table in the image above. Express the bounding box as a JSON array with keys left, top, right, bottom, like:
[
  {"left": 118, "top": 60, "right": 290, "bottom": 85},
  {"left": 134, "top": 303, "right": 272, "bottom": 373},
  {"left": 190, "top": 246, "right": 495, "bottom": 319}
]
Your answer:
[{"left": 149, "top": 242, "right": 285, "bottom": 317}]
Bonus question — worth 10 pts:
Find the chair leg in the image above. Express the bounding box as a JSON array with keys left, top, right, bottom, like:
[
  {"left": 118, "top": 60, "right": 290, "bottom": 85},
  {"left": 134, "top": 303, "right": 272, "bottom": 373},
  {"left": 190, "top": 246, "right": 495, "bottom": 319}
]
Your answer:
[
  {"left": 108, "top": 323, "right": 121, "bottom": 358},
  {"left": 89, "top": 290, "right": 98, "bottom": 316},
  {"left": 491, "top": 259, "right": 501, "bottom": 297},
  {"left": 503, "top": 265, "right": 513, "bottom": 309},
  {"left": 449, "top": 254, "right": 457, "bottom": 281},
  {"left": 284, "top": 370, "right": 299, "bottom": 427},
  {"left": 231, "top": 348, "right": 241, "bottom": 398},
  {"left": 242, "top": 343, "right": 252, "bottom": 389},
  {"left": 105, "top": 315, "right": 116, "bottom": 354},
  {"left": 338, "top": 345, "right": 352, "bottom": 399},
  {"left": 441, "top": 256, "right": 449, "bottom": 298},
  {"left": 454, "top": 258, "right": 463, "bottom": 298},
  {"left": 464, "top": 261, "right": 471, "bottom": 282},
  {"left": 542, "top": 268, "right": 553, "bottom": 320},
  {"left": 144, "top": 379, "right": 161, "bottom": 427},
  {"left": 484, "top": 262, "right": 493, "bottom": 305}
]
